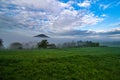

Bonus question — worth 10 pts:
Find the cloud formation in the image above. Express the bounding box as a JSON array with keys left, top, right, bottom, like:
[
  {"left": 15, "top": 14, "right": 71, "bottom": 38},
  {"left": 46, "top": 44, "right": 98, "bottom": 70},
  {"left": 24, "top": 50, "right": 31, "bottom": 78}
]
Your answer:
[
  {"left": 0, "top": 0, "right": 120, "bottom": 41},
  {"left": 59, "top": 28, "right": 120, "bottom": 39},
  {"left": 0, "top": 0, "right": 104, "bottom": 35},
  {"left": 78, "top": 0, "right": 91, "bottom": 8}
]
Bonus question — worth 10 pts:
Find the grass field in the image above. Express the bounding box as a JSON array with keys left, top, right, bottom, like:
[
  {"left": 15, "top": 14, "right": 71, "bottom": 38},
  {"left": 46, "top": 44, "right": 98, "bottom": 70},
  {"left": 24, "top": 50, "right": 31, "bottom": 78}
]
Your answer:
[{"left": 0, "top": 47, "right": 120, "bottom": 80}]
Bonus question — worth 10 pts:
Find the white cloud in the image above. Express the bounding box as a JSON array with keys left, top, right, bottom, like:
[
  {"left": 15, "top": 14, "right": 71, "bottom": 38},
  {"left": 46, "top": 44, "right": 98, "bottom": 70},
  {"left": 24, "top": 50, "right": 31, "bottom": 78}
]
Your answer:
[
  {"left": 99, "top": 4, "right": 111, "bottom": 10},
  {"left": 10, "top": 0, "right": 70, "bottom": 13},
  {"left": 101, "top": 14, "right": 106, "bottom": 17},
  {"left": 81, "top": 13, "right": 103, "bottom": 25},
  {"left": 78, "top": 0, "right": 91, "bottom": 8},
  {"left": 109, "top": 28, "right": 120, "bottom": 32}
]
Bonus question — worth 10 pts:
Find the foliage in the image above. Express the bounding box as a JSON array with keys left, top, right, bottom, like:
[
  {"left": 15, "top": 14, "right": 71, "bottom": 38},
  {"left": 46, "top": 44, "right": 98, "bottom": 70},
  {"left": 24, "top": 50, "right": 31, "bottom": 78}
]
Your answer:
[
  {"left": 38, "top": 40, "right": 48, "bottom": 48},
  {"left": 83, "top": 41, "right": 99, "bottom": 47},
  {"left": 0, "top": 47, "right": 120, "bottom": 80}
]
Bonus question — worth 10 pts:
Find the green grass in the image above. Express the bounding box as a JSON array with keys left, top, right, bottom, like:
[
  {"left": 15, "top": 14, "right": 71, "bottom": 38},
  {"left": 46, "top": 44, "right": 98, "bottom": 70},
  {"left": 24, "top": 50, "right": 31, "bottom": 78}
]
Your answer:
[{"left": 0, "top": 47, "right": 120, "bottom": 80}]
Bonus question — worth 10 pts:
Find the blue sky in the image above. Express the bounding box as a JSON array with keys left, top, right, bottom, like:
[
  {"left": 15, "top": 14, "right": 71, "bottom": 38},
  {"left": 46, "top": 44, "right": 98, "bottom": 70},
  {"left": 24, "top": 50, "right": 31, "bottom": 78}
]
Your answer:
[{"left": 0, "top": 0, "right": 120, "bottom": 45}]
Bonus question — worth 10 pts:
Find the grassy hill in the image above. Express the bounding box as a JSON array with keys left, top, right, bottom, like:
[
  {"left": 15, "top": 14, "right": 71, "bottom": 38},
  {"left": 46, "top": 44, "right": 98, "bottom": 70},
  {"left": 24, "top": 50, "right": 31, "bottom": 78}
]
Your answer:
[{"left": 0, "top": 47, "right": 120, "bottom": 80}]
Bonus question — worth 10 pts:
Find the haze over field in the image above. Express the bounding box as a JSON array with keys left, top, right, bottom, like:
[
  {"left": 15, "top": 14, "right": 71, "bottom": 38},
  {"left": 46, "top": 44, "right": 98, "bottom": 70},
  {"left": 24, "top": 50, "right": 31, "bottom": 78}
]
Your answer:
[{"left": 0, "top": 0, "right": 120, "bottom": 46}]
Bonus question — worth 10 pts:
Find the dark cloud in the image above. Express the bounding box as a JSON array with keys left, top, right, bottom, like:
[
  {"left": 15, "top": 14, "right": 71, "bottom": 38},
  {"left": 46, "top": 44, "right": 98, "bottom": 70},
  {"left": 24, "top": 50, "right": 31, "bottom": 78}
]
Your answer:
[
  {"left": 59, "top": 30, "right": 96, "bottom": 36},
  {"left": 59, "top": 29, "right": 120, "bottom": 37},
  {"left": 100, "top": 29, "right": 120, "bottom": 35}
]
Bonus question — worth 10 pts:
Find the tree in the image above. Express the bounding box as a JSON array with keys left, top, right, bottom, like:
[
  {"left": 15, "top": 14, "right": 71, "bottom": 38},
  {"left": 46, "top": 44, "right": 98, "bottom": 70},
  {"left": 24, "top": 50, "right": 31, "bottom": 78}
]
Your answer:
[
  {"left": 47, "top": 44, "right": 56, "bottom": 49},
  {"left": 0, "top": 39, "right": 4, "bottom": 49},
  {"left": 38, "top": 40, "right": 48, "bottom": 48},
  {"left": 9, "top": 42, "right": 23, "bottom": 49}
]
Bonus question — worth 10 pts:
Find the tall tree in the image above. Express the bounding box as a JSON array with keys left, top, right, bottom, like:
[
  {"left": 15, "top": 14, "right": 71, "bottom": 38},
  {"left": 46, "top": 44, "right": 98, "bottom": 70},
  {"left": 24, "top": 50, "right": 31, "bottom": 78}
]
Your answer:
[{"left": 38, "top": 40, "right": 48, "bottom": 48}]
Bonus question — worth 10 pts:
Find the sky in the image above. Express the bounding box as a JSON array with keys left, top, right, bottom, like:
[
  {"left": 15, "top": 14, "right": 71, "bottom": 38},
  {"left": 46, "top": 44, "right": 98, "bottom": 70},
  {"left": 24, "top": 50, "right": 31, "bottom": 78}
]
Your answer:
[{"left": 0, "top": 0, "right": 120, "bottom": 46}]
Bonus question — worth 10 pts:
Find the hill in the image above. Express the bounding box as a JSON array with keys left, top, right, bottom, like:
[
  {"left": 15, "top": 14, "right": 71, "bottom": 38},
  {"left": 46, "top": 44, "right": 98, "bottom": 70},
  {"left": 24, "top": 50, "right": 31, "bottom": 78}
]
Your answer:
[{"left": 34, "top": 34, "right": 49, "bottom": 38}]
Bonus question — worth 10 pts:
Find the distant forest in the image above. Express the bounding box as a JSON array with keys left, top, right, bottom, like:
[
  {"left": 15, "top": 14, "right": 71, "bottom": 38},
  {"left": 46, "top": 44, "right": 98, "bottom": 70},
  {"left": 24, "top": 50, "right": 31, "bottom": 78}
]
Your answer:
[
  {"left": 57, "top": 40, "right": 100, "bottom": 48},
  {"left": 0, "top": 38, "right": 101, "bottom": 49}
]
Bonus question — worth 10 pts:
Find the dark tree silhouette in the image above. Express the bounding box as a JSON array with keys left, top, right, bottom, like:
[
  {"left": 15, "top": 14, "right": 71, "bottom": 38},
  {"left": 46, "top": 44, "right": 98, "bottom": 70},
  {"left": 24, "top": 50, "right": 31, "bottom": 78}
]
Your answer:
[
  {"left": 0, "top": 39, "right": 3, "bottom": 46},
  {"left": 38, "top": 40, "right": 48, "bottom": 48},
  {"left": 0, "top": 39, "right": 4, "bottom": 49}
]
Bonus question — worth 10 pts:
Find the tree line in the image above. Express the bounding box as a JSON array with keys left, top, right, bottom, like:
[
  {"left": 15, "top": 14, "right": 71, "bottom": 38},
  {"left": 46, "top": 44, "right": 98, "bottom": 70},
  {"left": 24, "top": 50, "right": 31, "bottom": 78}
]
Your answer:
[
  {"left": 57, "top": 40, "right": 99, "bottom": 48},
  {"left": 0, "top": 38, "right": 100, "bottom": 49}
]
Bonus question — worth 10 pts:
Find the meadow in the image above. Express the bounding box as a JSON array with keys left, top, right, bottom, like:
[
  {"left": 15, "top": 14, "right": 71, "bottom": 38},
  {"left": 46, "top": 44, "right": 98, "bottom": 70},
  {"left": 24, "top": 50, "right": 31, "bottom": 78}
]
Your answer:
[{"left": 0, "top": 47, "right": 120, "bottom": 80}]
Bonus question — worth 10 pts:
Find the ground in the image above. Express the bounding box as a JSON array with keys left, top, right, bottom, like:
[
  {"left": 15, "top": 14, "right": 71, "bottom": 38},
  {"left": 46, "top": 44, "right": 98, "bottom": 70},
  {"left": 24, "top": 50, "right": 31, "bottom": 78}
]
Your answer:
[{"left": 0, "top": 47, "right": 120, "bottom": 80}]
